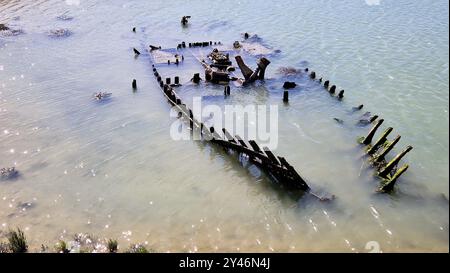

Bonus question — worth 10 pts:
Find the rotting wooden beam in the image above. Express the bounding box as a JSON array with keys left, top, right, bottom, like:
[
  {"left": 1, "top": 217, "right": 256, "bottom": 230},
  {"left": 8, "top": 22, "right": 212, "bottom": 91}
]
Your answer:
[
  {"left": 377, "top": 164, "right": 409, "bottom": 193},
  {"left": 222, "top": 128, "right": 236, "bottom": 143},
  {"left": 367, "top": 127, "right": 393, "bottom": 155},
  {"left": 235, "top": 135, "right": 248, "bottom": 148},
  {"left": 374, "top": 135, "right": 401, "bottom": 163},
  {"left": 360, "top": 119, "right": 384, "bottom": 145},
  {"left": 248, "top": 140, "right": 263, "bottom": 153},
  {"left": 378, "top": 146, "right": 413, "bottom": 178},
  {"left": 263, "top": 147, "right": 280, "bottom": 165}
]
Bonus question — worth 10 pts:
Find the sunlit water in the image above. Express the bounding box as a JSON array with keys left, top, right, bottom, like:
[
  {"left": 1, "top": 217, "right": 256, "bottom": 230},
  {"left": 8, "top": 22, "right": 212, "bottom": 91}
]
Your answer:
[{"left": 0, "top": 0, "right": 448, "bottom": 252}]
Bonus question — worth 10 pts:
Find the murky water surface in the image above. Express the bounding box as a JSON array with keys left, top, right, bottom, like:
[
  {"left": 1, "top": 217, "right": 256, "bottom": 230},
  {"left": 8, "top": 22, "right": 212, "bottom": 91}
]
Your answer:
[{"left": 0, "top": 0, "right": 448, "bottom": 252}]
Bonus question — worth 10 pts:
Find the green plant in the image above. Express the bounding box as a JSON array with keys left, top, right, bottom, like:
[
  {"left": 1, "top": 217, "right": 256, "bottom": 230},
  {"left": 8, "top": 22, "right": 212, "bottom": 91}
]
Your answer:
[
  {"left": 7, "top": 228, "right": 28, "bottom": 253},
  {"left": 55, "top": 240, "right": 70, "bottom": 253},
  {"left": 107, "top": 239, "right": 118, "bottom": 253}
]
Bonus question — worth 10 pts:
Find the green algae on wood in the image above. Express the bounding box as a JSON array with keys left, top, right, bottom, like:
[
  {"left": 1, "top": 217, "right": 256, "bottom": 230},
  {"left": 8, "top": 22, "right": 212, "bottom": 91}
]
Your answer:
[
  {"left": 377, "top": 164, "right": 409, "bottom": 193},
  {"left": 378, "top": 146, "right": 413, "bottom": 178},
  {"left": 367, "top": 127, "right": 393, "bottom": 155},
  {"left": 359, "top": 118, "right": 384, "bottom": 144}
]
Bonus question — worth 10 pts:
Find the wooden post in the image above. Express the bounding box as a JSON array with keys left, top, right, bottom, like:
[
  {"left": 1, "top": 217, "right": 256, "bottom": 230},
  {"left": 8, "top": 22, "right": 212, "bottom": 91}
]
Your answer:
[
  {"left": 235, "top": 55, "right": 254, "bottom": 81},
  {"left": 375, "top": 135, "right": 401, "bottom": 163},
  {"left": 338, "top": 90, "right": 344, "bottom": 99},
  {"left": 132, "top": 27, "right": 136, "bottom": 32},
  {"left": 368, "top": 127, "right": 393, "bottom": 155},
  {"left": 175, "top": 76, "right": 180, "bottom": 85},
  {"left": 257, "top": 58, "right": 270, "bottom": 80},
  {"left": 222, "top": 128, "right": 236, "bottom": 143},
  {"left": 192, "top": 73, "right": 200, "bottom": 84},
  {"left": 166, "top": 78, "right": 171, "bottom": 85},
  {"left": 362, "top": 119, "right": 384, "bottom": 145},
  {"left": 132, "top": 79, "right": 137, "bottom": 90},
  {"left": 377, "top": 164, "right": 409, "bottom": 193},
  {"left": 189, "top": 109, "right": 194, "bottom": 130},
  {"left": 283, "top": 91, "right": 289, "bottom": 103},
  {"left": 310, "top": 71, "right": 316, "bottom": 79},
  {"left": 329, "top": 85, "right": 336, "bottom": 94},
  {"left": 324, "top": 80, "right": 329, "bottom": 88},
  {"left": 248, "top": 140, "right": 262, "bottom": 153},
  {"left": 263, "top": 147, "right": 280, "bottom": 164},
  {"left": 235, "top": 135, "right": 248, "bottom": 148},
  {"left": 379, "top": 146, "right": 413, "bottom": 178},
  {"left": 353, "top": 104, "right": 364, "bottom": 111},
  {"left": 133, "top": 48, "right": 140, "bottom": 55}
]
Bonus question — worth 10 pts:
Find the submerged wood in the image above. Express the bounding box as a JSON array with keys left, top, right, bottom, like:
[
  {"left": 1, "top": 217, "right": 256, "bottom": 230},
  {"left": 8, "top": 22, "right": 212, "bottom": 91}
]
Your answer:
[
  {"left": 361, "top": 119, "right": 384, "bottom": 145},
  {"left": 379, "top": 146, "right": 413, "bottom": 178},
  {"left": 377, "top": 164, "right": 409, "bottom": 193},
  {"left": 374, "top": 135, "right": 401, "bottom": 163},
  {"left": 367, "top": 127, "right": 393, "bottom": 155}
]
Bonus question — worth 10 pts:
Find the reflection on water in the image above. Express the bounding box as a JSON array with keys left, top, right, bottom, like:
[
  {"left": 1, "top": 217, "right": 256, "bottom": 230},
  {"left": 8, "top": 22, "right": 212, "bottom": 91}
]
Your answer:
[{"left": 0, "top": 0, "right": 448, "bottom": 252}]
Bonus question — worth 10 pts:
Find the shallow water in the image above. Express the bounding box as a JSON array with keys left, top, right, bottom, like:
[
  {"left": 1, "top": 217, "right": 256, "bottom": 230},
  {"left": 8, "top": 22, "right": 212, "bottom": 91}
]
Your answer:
[{"left": 0, "top": 0, "right": 448, "bottom": 252}]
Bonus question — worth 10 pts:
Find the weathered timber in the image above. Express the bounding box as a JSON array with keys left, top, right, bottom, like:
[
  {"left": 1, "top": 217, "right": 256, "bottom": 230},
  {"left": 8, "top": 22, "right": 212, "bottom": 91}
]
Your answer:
[
  {"left": 248, "top": 140, "right": 263, "bottom": 153},
  {"left": 283, "top": 82, "right": 296, "bottom": 89},
  {"left": 235, "top": 135, "right": 248, "bottom": 148},
  {"left": 367, "top": 127, "right": 393, "bottom": 155},
  {"left": 329, "top": 85, "right": 336, "bottom": 94},
  {"left": 374, "top": 135, "right": 401, "bottom": 163},
  {"left": 283, "top": 91, "right": 289, "bottom": 103},
  {"left": 379, "top": 146, "right": 413, "bottom": 178},
  {"left": 361, "top": 118, "right": 384, "bottom": 145},
  {"left": 192, "top": 73, "right": 201, "bottom": 84},
  {"left": 353, "top": 104, "right": 364, "bottom": 111},
  {"left": 222, "top": 128, "right": 236, "bottom": 143},
  {"left": 263, "top": 147, "right": 280, "bottom": 165},
  {"left": 377, "top": 164, "right": 409, "bottom": 193},
  {"left": 235, "top": 55, "right": 254, "bottom": 80}
]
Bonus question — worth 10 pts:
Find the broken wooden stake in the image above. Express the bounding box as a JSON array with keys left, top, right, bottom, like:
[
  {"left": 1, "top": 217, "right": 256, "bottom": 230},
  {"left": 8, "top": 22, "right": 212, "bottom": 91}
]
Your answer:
[
  {"left": 353, "top": 105, "right": 363, "bottom": 111},
  {"left": 283, "top": 91, "right": 289, "bottom": 103},
  {"left": 263, "top": 147, "right": 280, "bottom": 164},
  {"left": 235, "top": 55, "right": 254, "bottom": 81},
  {"left": 192, "top": 73, "right": 201, "bottom": 84},
  {"left": 222, "top": 128, "right": 236, "bottom": 143},
  {"left": 377, "top": 164, "right": 409, "bottom": 193},
  {"left": 361, "top": 118, "right": 384, "bottom": 145},
  {"left": 329, "top": 85, "right": 336, "bottom": 94},
  {"left": 224, "top": 85, "right": 230, "bottom": 96},
  {"left": 379, "top": 146, "right": 413, "bottom": 178},
  {"left": 248, "top": 140, "right": 262, "bottom": 153},
  {"left": 133, "top": 48, "right": 140, "bottom": 55},
  {"left": 367, "top": 127, "right": 393, "bottom": 155}
]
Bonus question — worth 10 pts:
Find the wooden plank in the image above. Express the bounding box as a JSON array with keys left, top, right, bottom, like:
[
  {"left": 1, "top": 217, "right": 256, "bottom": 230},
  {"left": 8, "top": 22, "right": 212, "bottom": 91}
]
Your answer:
[
  {"left": 222, "top": 128, "right": 236, "bottom": 143},
  {"left": 234, "top": 135, "right": 248, "bottom": 148},
  {"left": 248, "top": 140, "right": 262, "bottom": 153},
  {"left": 263, "top": 147, "right": 280, "bottom": 165}
]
